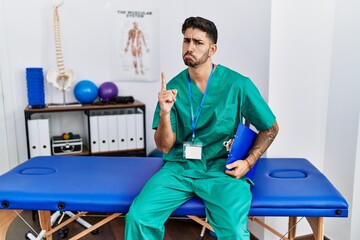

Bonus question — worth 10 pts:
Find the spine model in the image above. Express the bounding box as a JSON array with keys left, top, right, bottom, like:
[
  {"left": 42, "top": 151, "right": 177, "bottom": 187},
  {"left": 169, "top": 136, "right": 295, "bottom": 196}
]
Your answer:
[{"left": 47, "top": 1, "right": 74, "bottom": 92}]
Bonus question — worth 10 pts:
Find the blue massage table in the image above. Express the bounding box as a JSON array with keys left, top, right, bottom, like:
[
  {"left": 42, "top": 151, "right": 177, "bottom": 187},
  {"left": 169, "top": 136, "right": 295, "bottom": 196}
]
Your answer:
[{"left": 0, "top": 156, "right": 348, "bottom": 240}]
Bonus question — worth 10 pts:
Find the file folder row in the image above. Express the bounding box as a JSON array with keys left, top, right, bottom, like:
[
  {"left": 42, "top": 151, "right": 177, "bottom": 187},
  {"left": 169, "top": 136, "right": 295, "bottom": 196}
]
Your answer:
[{"left": 89, "top": 110, "right": 144, "bottom": 153}]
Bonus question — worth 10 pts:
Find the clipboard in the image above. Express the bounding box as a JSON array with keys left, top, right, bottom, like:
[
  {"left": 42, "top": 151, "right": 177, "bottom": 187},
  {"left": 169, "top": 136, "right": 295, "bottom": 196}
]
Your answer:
[{"left": 226, "top": 123, "right": 258, "bottom": 180}]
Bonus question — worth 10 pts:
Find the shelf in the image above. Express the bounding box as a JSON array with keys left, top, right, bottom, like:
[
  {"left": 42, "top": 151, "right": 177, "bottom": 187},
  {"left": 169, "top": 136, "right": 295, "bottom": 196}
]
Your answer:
[
  {"left": 24, "top": 100, "right": 145, "bottom": 113},
  {"left": 52, "top": 145, "right": 90, "bottom": 156},
  {"left": 24, "top": 101, "right": 146, "bottom": 159}
]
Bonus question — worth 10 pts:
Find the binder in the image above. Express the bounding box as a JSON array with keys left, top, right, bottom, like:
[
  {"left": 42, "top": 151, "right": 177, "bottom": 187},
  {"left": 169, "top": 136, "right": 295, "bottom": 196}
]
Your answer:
[
  {"left": 125, "top": 111, "right": 137, "bottom": 149},
  {"left": 98, "top": 115, "right": 109, "bottom": 152},
  {"left": 27, "top": 119, "right": 40, "bottom": 157},
  {"left": 117, "top": 114, "right": 128, "bottom": 150},
  {"left": 135, "top": 110, "right": 144, "bottom": 149},
  {"left": 89, "top": 116, "right": 100, "bottom": 153},
  {"left": 37, "top": 119, "right": 51, "bottom": 156},
  {"left": 107, "top": 115, "right": 118, "bottom": 151}
]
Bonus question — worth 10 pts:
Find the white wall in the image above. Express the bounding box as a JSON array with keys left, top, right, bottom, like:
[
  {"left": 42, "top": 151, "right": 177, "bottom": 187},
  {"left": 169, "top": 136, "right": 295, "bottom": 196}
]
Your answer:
[
  {"left": 323, "top": 0, "right": 360, "bottom": 237},
  {"left": 0, "top": 1, "right": 10, "bottom": 174},
  {"left": 268, "top": 0, "right": 336, "bottom": 167},
  {"left": 0, "top": 72, "right": 10, "bottom": 174},
  {"left": 267, "top": 0, "right": 336, "bottom": 237},
  {"left": 268, "top": 0, "right": 359, "bottom": 239},
  {"left": 351, "top": 113, "right": 360, "bottom": 239},
  {"left": 0, "top": 0, "right": 271, "bottom": 165},
  {"left": 0, "top": 0, "right": 18, "bottom": 174}
]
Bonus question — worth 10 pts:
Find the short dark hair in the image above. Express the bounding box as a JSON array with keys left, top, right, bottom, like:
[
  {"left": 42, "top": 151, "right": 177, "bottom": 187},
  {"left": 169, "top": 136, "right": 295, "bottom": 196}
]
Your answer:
[{"left": 182, "top": 17, "right": 218, "bottom": 44}]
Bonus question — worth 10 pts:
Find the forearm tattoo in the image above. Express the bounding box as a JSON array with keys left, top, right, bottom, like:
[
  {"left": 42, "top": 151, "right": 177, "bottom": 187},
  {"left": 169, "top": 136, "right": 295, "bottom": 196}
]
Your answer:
[{"left": 248, "top": 122, "right": 279, "bottom": 166}]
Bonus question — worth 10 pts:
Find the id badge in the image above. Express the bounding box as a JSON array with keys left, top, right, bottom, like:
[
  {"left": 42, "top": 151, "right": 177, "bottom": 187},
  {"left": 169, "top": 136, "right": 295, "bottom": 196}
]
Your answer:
[{"left": 183, "top": 141, "right": 202, "bottom": 160}]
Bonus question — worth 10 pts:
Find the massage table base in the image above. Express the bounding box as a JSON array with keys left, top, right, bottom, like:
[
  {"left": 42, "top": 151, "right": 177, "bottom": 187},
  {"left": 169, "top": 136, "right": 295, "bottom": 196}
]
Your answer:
[
  {"left": 189, "top": 215, "right": 324, "bottom": 240},
  {"left": 0, "top": 210, "right": 121, "bottom": 240},
  {"left": 0, "top": 210, "right": 323, "bottom": 240}
]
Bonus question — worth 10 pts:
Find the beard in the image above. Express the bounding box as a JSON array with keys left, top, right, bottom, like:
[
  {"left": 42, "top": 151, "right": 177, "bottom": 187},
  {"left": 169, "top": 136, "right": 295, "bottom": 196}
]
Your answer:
[{"left": 183, "top": 51, "right": 209, "bottom": 67}]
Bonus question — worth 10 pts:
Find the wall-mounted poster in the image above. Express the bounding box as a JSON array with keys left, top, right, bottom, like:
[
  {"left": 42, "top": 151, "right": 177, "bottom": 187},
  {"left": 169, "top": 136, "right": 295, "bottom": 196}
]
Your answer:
[{"left": 109, "top": 9, "right": 159, "bottom": 82}]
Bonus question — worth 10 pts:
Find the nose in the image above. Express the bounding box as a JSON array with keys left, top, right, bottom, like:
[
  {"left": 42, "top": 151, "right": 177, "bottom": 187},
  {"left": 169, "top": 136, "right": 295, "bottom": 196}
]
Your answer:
[
  {"left": 184, "top": 40, "right": 195, "bottom": 53},
  {"left": 188, "top": 40, "right": 196, "bottom": 51}
]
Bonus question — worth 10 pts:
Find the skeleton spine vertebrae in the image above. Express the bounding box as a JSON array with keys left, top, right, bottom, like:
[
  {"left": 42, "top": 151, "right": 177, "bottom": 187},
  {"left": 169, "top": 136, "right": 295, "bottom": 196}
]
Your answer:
[{"left": 47, "top": 1, "right": 74, "bottom": 93}]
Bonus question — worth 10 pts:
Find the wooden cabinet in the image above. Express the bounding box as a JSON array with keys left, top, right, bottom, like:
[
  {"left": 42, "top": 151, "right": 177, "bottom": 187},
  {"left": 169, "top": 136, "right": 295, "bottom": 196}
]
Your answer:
[{"left": 24, "top": 101, "right": 146, "bottom": 158}]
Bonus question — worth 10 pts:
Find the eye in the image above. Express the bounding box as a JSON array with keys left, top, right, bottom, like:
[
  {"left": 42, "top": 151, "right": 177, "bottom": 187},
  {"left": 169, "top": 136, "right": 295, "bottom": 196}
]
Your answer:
[
  {"left": 183, "top": 38, "right": 190, "bottom": 43},
  {"left": 195, "top": 40, "right": 203, "bottom": 45}
]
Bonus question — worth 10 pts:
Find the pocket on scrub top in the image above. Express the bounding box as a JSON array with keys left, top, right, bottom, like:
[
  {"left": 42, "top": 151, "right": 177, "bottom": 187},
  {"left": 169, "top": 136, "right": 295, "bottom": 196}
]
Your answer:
[{"left": 215, "top": 103, "right": 238, "bottom": 133}]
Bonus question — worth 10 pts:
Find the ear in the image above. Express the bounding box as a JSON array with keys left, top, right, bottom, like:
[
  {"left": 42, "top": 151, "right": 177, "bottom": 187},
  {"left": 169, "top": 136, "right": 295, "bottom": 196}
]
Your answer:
[{"left": 209, "top": 44, "right": 217, "bottom": 57}]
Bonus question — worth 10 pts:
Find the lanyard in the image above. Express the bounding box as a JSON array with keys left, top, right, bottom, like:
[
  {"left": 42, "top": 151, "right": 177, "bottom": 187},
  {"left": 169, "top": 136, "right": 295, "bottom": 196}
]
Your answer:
[{"left": 187, "top": 64, "right": 215, "bottom": 140}]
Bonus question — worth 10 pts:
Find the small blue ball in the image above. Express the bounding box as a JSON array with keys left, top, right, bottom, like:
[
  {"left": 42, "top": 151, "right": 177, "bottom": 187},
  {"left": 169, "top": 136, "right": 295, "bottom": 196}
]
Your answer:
[{"left": 73, "top": 80, "right": 98, "bottom": 104}]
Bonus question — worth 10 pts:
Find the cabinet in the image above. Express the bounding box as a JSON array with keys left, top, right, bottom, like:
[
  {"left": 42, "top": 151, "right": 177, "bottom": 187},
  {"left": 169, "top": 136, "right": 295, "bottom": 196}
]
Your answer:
[{"left": 24, "top": 101, "right": 146, "bottom": 158}]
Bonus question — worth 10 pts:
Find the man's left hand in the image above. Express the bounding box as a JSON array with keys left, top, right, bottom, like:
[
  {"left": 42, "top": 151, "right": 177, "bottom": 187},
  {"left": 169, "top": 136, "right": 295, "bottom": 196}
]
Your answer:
[{"left": 225, "top": 160, "right": 249, "bottom": 179}]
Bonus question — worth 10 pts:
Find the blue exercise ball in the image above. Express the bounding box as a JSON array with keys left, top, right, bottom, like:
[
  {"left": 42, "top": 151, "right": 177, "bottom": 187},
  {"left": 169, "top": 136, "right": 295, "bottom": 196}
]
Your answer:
[{"left": 73, "top": 80, "right": 98, "bottom": 104}]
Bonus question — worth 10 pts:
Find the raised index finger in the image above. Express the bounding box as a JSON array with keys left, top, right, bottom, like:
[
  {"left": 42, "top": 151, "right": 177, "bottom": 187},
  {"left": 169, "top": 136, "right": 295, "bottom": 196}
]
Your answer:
[{"left": 161, "top": 72, "right": 166, "bottom": 91}]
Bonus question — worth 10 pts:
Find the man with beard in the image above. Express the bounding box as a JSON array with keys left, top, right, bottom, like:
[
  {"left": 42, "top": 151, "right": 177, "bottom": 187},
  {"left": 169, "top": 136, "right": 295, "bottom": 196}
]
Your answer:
[{"left": 125, "top": 16, "right": 279, "bottom": 240}]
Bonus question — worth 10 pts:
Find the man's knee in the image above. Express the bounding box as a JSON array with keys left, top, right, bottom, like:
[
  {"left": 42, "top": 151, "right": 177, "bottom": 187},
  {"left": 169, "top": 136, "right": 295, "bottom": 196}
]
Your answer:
[
  {"left": 126, "top": 203, "right": 143, "bottom": 224},
  {"left": 126, "top": 200, "right": 159, "bottom": 225},
  {"left": 125, "top": 207, "right": 136, "bottom": 224}
]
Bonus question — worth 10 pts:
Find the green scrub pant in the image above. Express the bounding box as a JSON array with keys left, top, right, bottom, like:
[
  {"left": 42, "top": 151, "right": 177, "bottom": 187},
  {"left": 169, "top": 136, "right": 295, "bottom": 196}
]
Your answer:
[{"left": 124, "top": 161, "right": 252, "bottom": 240}]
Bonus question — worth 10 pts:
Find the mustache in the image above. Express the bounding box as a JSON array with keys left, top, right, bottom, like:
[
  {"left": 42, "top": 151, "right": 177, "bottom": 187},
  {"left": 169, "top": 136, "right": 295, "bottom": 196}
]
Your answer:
[{"left": 183, "top": 52, "right": 195, "bottom": 58}]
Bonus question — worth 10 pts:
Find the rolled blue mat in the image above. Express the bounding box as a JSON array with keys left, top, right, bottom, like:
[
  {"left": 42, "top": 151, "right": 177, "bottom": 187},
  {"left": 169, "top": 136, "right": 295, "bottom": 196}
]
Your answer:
[{"left": 26, "top": 68, "right": 45, "bottom": 108}]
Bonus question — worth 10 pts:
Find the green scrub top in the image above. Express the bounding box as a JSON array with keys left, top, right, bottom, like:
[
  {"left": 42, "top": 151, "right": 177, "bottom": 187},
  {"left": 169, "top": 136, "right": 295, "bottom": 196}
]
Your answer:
[{"left": 152, "top": 64, "right": 275, "bottom": 166}]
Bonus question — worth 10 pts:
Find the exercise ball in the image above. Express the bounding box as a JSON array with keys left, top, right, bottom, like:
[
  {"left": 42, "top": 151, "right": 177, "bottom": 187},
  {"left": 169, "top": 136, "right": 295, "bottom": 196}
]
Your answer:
[
  {"left": 98, "top": 82, "right": 118, "bottom": 101},
  {"left": 73, "top": 80, "right": 98, "bottom": 104}
]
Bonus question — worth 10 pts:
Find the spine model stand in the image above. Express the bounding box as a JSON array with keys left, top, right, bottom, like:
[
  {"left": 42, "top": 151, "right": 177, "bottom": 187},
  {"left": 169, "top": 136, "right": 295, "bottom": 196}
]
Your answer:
[{"left": 46, "top": 0, "right": 75, "bottom": 104}]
